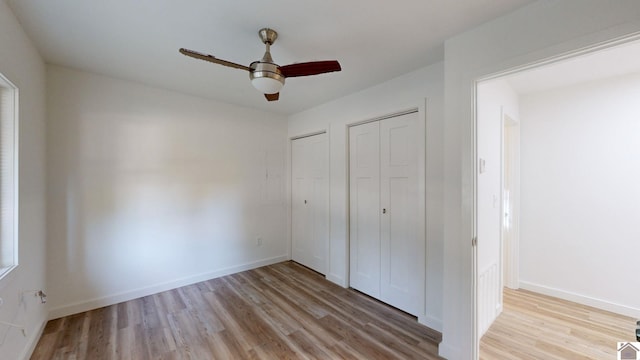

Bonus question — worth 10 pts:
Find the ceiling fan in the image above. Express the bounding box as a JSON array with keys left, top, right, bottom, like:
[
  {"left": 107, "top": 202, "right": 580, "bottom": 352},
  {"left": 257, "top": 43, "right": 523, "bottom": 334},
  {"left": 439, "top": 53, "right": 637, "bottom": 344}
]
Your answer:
[{"left": 179, "top": 28, "right": 342, "bottom": 102}]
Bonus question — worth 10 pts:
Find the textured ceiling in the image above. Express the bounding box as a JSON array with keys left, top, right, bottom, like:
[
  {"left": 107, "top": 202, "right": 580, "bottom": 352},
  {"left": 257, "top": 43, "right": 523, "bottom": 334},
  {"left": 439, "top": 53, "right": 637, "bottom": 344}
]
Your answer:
[{"left": 8, "top": 0, "right": 534, "bottom": 115}]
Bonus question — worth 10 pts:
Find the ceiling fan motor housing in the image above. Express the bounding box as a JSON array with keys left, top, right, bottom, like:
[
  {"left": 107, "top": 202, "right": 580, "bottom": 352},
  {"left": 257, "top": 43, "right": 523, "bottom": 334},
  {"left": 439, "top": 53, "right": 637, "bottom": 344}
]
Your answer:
[{"left": 250, "top": 61, "right": 285, "bottom": 94}]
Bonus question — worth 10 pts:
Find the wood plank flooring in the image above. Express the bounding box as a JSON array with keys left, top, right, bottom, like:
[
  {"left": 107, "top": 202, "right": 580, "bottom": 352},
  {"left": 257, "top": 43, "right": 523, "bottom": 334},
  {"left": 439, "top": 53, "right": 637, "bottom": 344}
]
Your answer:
[
  {"left": 480, "top": 288, "right": 637, "bottom": 360},
  {"left": 31, "top": 261, "right": 442, "bottom": 359}
]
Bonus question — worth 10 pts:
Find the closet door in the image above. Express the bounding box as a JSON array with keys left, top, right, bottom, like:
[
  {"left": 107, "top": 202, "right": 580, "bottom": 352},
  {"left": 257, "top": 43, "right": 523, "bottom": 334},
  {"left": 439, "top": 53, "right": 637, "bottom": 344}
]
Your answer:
[
  {"left": 379, "top": 112, "right": 422, "bottom": 315},
  {"left": 291, "top": 133, "right": 328, "bottom": 274},
  {"left": 349, "top": 121, "right": 381, "bottom": 298},
  {"left": 349, "top": 112, "right": 422, "bottom": 316}
]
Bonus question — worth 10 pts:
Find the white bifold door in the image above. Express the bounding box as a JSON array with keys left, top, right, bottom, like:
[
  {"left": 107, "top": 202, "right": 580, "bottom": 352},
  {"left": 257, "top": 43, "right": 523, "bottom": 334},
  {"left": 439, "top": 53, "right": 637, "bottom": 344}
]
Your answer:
[
  {"left": 349, "top": 112, "right": 423, "bottom": 316},
  {"left": 291, "top": 133, "right": 329, "bottom": 274}
]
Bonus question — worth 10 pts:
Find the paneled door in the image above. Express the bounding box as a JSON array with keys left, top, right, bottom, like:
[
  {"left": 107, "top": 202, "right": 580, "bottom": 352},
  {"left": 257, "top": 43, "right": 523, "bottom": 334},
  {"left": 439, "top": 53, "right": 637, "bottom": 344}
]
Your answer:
[
  {"left": 349, "top": 121, "right": 381, "bottom": 298},
  {"left": 349, "top": 112, "right": 423, "bottom": 316},
  {"left": 291, "top": 133, "right": 329, "bottom": 274}
]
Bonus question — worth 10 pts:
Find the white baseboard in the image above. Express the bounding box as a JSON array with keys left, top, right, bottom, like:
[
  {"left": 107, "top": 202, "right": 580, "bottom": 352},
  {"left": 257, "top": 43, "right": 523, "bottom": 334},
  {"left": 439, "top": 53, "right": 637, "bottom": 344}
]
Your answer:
[
  {"left": 519, "top": 281, "right": 640, "bottom": 319},
  {"left": 19, "top": 318, "right": 46, "bottom": 360},
  {"left": 326, "top": 273, "right": 347, "bottom": 288},
  {"left": 48, "top": 255, "right": 288, "bottom": 320},
  {"left": 419, "top": 314, "right": 443, "bottom": 332},
  {"left": 438, "top": 341, "right": 461, "bottom": 360}
]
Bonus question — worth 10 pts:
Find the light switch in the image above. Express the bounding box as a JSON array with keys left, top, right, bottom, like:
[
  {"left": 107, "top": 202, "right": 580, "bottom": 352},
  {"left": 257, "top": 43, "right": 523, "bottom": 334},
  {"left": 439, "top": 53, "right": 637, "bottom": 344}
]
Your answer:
[{"left": 479, "top": 158, "right": 486, "bottom": 174}]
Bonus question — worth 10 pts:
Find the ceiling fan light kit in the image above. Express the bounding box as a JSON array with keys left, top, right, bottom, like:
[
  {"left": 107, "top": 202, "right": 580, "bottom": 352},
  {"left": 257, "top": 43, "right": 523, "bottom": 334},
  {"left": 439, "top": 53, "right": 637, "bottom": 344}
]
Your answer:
[
  {"left": 250, "top": 69, "right": 284, "bottom": 94},
  {"left": 179, "top": 28, "right": 341, "bottom": 102}
]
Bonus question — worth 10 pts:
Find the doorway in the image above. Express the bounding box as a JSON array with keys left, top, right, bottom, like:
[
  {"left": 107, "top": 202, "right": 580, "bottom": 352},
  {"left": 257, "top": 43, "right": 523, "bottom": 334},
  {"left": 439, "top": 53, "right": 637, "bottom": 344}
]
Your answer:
[{"left": 476, "top": 37, "right": 640, "bottom": 358}]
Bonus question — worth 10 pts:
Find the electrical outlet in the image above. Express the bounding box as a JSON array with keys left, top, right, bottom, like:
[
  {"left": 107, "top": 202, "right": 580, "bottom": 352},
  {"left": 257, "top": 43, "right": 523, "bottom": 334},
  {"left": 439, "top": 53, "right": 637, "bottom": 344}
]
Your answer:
[{"left": 256, "top": 237, "right": 263, "bottom": 246}]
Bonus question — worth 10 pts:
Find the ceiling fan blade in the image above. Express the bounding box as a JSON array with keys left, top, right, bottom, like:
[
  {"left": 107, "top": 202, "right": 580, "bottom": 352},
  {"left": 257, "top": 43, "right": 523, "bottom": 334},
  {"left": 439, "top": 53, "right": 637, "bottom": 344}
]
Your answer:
[
  {"left": 179, "top": 48, "right": 250, "bottom": 71},
  {"left": 264, "top": 93, "right": 279, "bottom": 102},
  {"left": 279, "top": 60, "right": 341, "bottom": 78}
]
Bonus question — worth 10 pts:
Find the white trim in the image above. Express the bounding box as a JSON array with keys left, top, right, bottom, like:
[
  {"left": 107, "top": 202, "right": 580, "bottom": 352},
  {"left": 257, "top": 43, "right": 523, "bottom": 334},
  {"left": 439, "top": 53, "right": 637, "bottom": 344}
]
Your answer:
[
  {"left": 417, "top": 99, "right": 427, "bottom": 322},
  {"left": 0, "top": 265, "right": 16, "bottom": 280},
  {"left": 439, "top": 342, "right": 462, "bottom": 360},
  {"left": 346, "top": 108, "right": 419, "bottom": 128},
  {"left": 48, "top": 255, "right": 288, "bottom": 320},
  {"left": 326, "top": 129, "right": 332, "bottom": 279},
  {"left": 18, "top": 319, "right": 46, "bottom": 360},
  {"left": 290, "top": 129, "right": 327, "bottom": 141},
  {"left": 325, "top": 273, "right": 347, "bottom": 287},
  {"left": 285, "top": 134, "right": 292, "bottom": 263},
  {"left": 476, "top": 31, "right": 640, "bottom": 84},
  {"left": 419, "top": 314, "right": 443, "bottom": 333},
  {"left": 520, "top": 281, "right": 640, "bottom": 319}
]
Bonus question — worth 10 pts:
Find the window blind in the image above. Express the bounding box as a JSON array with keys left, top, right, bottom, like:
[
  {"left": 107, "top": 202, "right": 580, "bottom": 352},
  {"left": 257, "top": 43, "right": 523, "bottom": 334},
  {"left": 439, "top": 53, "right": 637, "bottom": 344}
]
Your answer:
[{"left": 0, "top": 78, "right": 16, "bottom": 270}]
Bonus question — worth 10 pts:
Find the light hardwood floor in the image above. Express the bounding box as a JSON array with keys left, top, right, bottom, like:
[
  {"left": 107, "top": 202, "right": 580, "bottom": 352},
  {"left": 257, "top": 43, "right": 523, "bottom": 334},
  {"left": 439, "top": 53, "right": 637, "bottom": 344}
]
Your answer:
[
  {"left": 31, "top": 261, "right": 442, "bottom": 359},
  {"left": 480, "top": 288, "right": 637, "bottom": 359}
]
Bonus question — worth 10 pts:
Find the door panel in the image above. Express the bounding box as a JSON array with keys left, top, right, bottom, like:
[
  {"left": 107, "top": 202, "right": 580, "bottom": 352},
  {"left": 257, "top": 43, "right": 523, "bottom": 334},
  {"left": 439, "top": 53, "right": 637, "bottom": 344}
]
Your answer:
[
  {"left": 291, "top": 140, "right": 308, "bottom": 265},
  {"left": 308, "top": 135, "right": 328, "bottom": 274},
  {"left": 291, "top": 134, "right": 328, "bottom": 274},
  {"left": 310, "top": 175, "right": 328, "bottom": 272},
  {"left": 388, "top": 177, "right": 410, "bottom": 292},
  {"left": 380, "top": 113, "right": 421, "bottom": 315},
  {"left": 349, "top": 122, "right": 381, "bottom": 297},
  {"left": 291, "top": 177, "right": 308, "bottom": 262}
]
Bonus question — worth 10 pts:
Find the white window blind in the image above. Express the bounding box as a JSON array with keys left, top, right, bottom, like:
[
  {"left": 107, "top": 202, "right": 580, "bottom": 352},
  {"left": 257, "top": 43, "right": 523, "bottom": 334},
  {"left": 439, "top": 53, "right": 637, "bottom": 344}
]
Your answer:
[{"left": 0, "top": 73, "right": 18, "bottom": 279}]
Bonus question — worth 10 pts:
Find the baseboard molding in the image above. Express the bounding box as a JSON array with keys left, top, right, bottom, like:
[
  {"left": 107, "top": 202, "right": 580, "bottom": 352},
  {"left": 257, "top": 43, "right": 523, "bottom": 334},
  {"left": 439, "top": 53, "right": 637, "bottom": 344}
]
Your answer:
[
  {"left": 419, "top": 314, "right": 443, "bottom": 333},
  {"left": 326, "top": 273, "right": 347, "bottom": 288},
  {"left": 19, "top": 318, "right": 46, "bottom": 360},
  {"left": 48, "top": 255, "right": 288, "bottom": 320},
  {"left": 438, "top": 341, "right": 461, "bottom": 360},
  {"left": 519, "top": 281, "right": 640, "bottom": 319}
]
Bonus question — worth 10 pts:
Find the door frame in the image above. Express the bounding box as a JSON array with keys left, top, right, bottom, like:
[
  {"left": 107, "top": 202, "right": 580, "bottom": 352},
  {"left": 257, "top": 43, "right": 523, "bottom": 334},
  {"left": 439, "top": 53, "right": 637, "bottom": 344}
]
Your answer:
[{"left": 473, "top": 32, "right": 640, "bottom": 359}]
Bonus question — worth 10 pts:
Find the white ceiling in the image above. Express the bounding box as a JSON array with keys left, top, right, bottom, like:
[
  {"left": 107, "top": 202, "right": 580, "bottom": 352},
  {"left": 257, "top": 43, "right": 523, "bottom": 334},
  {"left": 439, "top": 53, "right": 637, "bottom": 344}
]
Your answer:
[
  {"left": 506, "top": 39, "right": 640, "bottom": 95},
  {"left": 7, "top": 0, "right": 533, "bottom": 115}
]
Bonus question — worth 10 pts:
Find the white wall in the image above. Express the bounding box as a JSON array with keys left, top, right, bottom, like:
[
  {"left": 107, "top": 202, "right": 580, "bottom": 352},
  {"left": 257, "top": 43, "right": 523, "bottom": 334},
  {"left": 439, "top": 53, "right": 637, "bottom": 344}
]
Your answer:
[
  {"left": 288, "top": 63, "right": 444, "bottom": 331},
  {"left": 0, "top": 2, "right": 47, "bottom": 360},
  {"left": 476, "top": 79, "right": 519, "bottom": 336},
  {"left": 46, "top": 66, "right": 288, "bottom": 319},
  {"left": 443, "top": 1, "right": 640, "bottom": 358},
  {"left": 519, "top": 73, "right": 640, "bottom": 318}
]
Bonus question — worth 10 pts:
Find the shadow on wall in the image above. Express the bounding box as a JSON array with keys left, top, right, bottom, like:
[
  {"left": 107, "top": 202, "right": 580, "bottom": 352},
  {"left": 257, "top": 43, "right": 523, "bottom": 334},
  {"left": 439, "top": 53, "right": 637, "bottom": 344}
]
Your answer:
[{"left": 48, "top": 107, "right": 285, "bottom": 310}]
